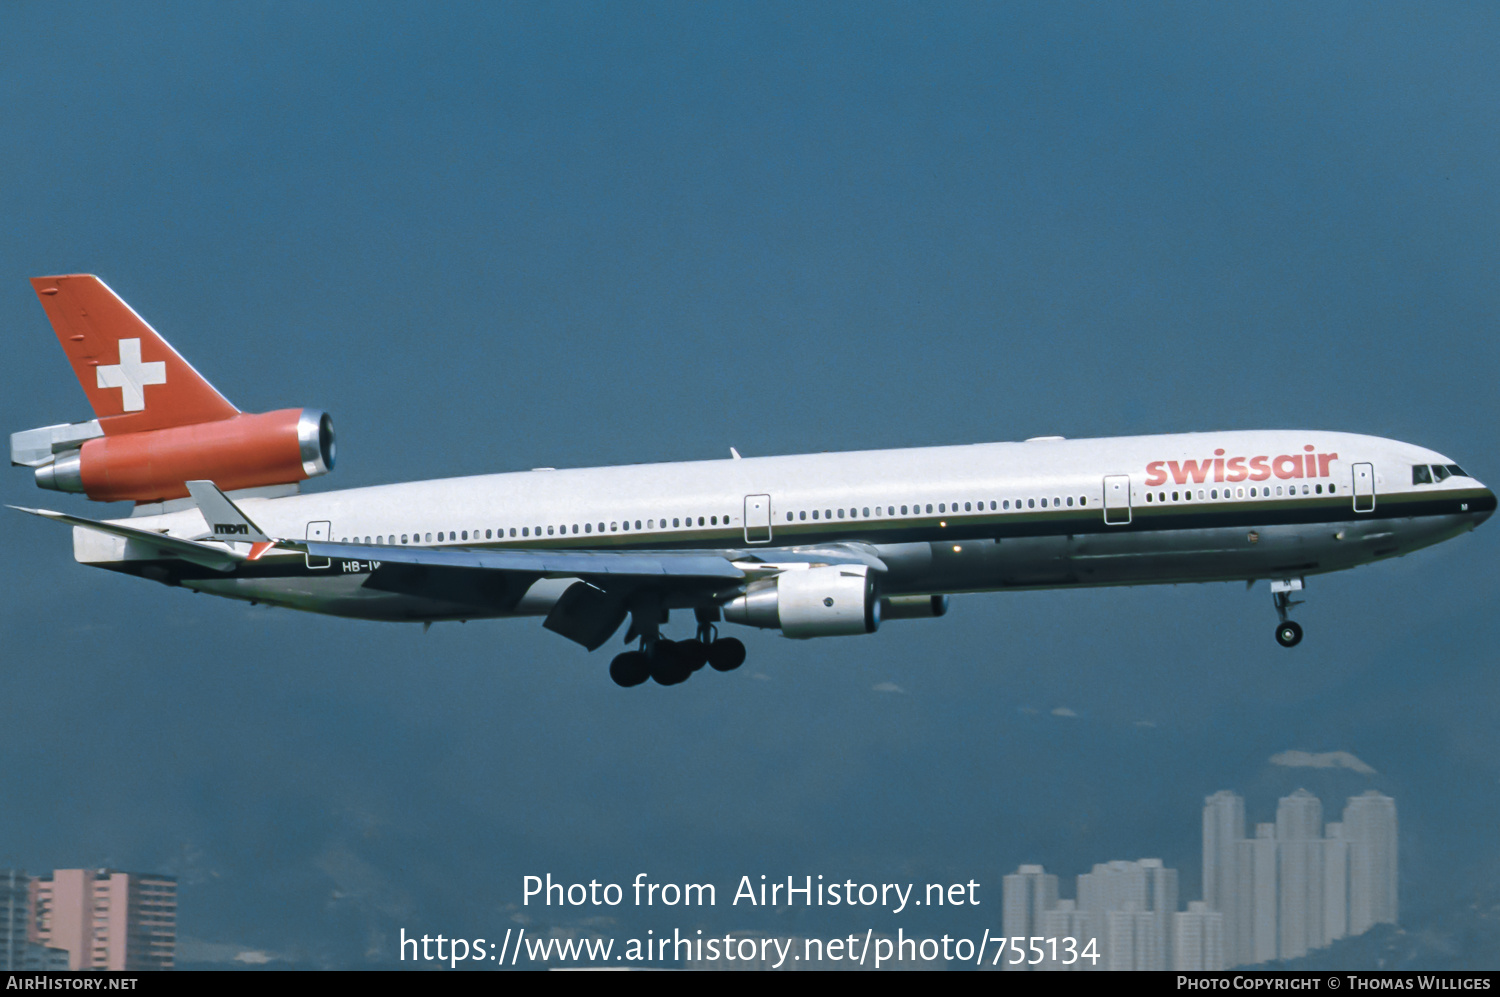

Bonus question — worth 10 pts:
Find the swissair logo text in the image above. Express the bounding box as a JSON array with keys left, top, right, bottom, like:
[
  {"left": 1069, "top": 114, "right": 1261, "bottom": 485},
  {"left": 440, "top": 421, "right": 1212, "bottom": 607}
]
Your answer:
[{"left": 1146, "top": 446, "right": 1339, "bottom": 487}]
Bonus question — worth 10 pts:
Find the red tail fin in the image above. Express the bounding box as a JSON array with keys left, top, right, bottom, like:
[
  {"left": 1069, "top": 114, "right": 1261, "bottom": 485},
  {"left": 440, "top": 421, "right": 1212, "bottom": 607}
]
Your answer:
[{"left": 31, "top": 275, "right": 239, "bottom": 434}]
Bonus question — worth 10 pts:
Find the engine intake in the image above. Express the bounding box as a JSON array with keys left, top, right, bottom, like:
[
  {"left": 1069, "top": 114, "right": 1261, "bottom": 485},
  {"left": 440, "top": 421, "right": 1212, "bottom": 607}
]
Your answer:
[
  {"left": 722, "top": 564, "right": 880, "bottom": 638},
  {"left": 34, "top": 408, "right": 335, "bottom": 503}
]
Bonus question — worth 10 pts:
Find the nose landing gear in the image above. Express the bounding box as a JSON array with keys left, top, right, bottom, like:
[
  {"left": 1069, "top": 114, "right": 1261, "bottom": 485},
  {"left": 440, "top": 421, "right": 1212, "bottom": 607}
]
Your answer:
[
  {"left": 1275, "top": 620, "right": 1304, "bottom": 647},
  {"left": 1271, "top": 578, "right": 1304, "bottom": 647}
]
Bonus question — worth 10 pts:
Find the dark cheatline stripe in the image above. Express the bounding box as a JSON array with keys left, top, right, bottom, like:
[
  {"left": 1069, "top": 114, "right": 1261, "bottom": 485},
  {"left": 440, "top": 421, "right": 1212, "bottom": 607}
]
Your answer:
[{"left": 123, "top": 488, "right": 1493, "bottom": 582}]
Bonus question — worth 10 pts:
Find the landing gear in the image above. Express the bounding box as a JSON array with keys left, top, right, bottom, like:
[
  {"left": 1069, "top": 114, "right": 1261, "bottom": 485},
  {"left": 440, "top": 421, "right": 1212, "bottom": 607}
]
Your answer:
[
  {"left": 1270, "top": 578, "right": 1305, "bottom": 648},
  {"left": 609, "top": 616, "right": 748, "bottom": 687}
]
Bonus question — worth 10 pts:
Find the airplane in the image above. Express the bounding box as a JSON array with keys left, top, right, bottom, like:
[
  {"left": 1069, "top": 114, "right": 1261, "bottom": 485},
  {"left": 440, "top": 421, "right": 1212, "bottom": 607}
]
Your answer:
[{"left": 10, "top": 275, "right": 1495, "bottom": 686}]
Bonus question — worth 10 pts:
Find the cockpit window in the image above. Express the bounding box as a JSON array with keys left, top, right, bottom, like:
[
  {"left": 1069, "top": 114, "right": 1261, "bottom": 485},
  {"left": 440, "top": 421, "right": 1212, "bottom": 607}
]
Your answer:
[
  {"left": 1431, "top": 464, "right": 1452, "bottom": 483},
  {"left": 1413, "top": 465, "right": 1432, "bottom": 485},
  {"left": 1447, "top": 464, "right": 1468, "bottom": 478}
]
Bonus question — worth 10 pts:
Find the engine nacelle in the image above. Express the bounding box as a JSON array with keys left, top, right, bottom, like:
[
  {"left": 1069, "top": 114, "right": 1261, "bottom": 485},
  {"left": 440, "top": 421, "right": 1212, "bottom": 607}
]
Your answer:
[
  {"left": 722, "top": 564, "right": 880, "bottom": 638},
  {"left": 35, "top": 408, "right": 335, "bottom": 503}
]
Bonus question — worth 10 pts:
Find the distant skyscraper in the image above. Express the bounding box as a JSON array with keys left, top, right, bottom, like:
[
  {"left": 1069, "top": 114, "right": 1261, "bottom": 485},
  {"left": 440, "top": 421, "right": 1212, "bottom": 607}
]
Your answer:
[
  {"left": 1077, "top": 859, "right": 1176, "bottom": 971},
  {"left": 1236, "top": 823, "right": 1278, "bottom": 965},
  {"left": 1002, "top": 865, "right": 1058, "bottom": 971},
  {"left": 1343, "top": 791, "right": 1398, "bottom": 934},
  {"left": 1, "top": 870, "right": 27, "bottom": 971},
  {"left": 31, "top": 869, "right": 176, "bottom": 971},
  {"left": 1322, "top": 822, "right": 1349, "bottom": 944},
  {"left": 1105, "top": 904, "right": 1161, "bottom": 970},
  {"left": 1038, "top": 900, "right": 1095, "bottom": 972},
  {"left": 1203, "top": 791, "right": 1245, "bottom": 967},
  {"left": 1277, "top": 789, "right": 1325, "bottom": 959},
  {"left": 1174, "top": 901, "right": 1226, "bottom": 970},
  {"left": 1139, "top": 859, "right": 1178, "bottom": 970}
]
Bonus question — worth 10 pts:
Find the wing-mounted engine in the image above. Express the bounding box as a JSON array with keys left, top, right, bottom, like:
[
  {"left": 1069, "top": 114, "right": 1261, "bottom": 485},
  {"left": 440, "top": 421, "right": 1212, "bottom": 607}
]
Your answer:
[
  {"left": 722, "top": 564, "right": 881, "bottom": 637},
  {"left": 12, "top": 274, "right": 336, "bottom": 503}
]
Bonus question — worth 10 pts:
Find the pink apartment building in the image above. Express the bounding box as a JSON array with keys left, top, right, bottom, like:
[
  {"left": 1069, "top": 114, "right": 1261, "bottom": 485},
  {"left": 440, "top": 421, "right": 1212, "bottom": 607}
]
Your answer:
[{"left": 29, "top": 869, "right": 176, "bottom": 971}]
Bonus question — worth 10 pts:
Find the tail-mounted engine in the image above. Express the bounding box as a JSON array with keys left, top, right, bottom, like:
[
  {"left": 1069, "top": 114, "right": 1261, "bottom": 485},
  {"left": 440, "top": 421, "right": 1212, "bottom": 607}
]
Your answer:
[
  {"left": 15, "top": 274, "right": 336, "bottom": 504},
  {"left": 13, "top": 408, "right": 335, "bottom": 503},
  {"left": 722, "top": 564, "right": 880, "bottom": 638}
]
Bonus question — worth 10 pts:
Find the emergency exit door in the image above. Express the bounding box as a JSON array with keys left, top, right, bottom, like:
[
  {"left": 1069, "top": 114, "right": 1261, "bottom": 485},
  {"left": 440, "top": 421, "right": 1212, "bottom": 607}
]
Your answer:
[
  {"left": 306, "top": 521, "right": 331, "bottom": 568},
  {"left": 1352, "top": 463, "right": 1375, "bottom": 513},
  {"left": 744, "top": 495, "right": 772, "bottom": 544},
  {"left": 1103, "top": 475, "right": 1132, "bottom": 525}
]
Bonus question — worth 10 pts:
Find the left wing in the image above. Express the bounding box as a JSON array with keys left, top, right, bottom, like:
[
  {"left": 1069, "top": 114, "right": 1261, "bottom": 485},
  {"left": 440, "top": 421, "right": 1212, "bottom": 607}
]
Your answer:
[
  {"left": 187, "top": 482, "right": 885, "bottom": 650},
  {"left": 296, "top": 538, "right": 747, "bottom": 582}
]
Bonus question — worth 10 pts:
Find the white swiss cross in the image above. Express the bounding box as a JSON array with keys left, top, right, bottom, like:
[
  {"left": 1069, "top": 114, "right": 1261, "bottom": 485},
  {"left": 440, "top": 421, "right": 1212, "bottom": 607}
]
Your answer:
[{"left": 96, "top": 338, "right": 167, "bottom": 412}]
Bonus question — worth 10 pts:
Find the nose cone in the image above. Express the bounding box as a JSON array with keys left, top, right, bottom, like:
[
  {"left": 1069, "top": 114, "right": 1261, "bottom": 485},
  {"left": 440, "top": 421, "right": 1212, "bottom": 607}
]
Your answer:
[{"left": 1474, "top": 484, "right": 1497, "bottom": 527}]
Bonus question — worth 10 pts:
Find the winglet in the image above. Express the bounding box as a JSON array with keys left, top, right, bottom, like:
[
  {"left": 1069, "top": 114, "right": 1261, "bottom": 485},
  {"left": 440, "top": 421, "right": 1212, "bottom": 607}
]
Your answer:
[{"left": 185, "top": 480, "right": 272, "bottom": 543}]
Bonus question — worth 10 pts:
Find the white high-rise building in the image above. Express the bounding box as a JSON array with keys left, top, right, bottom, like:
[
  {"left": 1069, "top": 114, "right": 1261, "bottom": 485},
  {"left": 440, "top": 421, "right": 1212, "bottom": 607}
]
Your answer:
[
  {"left": 1105, "top": 903, "right": 1161, "bottom": 970},
  {"left": 1002, "top": 864, "right": 1058, "bottom": 971},
  {"left": 1236, "top": 823, "right": 1279, "bottom": 965},
  {"left": 1203, "top": 791, "right": 1246, "bottom": 967},
  {"left": 1322, "top": 822, "right": 1349, "bottom": 944},
  {"left": 1174, "top": 901, "right": 1226, "bottom": 970},
  {"left": 1198, "top": 789, "right": 1396, "bottom": 966},
  {"left": 1038, "top": 900, "right": 1096, "bottom": 971},
  {"left": 1077, "top": 859, "right": 1176, "bottom": 970},
  {"left": 1277, "top": 789, "right": 1325, "bottom": 959},
  {"left": 1344, "top": 791, "right": 1398, "bottom": 934}
]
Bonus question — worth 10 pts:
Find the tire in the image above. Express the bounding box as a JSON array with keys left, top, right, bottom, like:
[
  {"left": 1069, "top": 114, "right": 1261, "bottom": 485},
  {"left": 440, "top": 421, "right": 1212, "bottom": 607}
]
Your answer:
[
  {"left": 681, "top": 640, "right": 711, "bottom": 672},
  {"left": 707, "top": 637, "right": 747, "bottom": 672},
  {"left": 1275, "top": 621, "right": 1303, "bottom": 648},
  {"left": 650, "top": 641, "right": 692, "bottom": 685},
  {"left": 610, "top": 651, "right": 651, "bottom": 687}
]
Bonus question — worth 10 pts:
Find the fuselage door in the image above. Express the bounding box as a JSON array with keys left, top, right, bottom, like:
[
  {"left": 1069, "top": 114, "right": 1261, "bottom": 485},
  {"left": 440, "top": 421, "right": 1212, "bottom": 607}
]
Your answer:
[
  {"left": 306, "top": 520, "right": 332, "bottom": 568},
  {"left": 1103, "top": 475, "right": 1132, "bottom": 525},
  {"left": 744, "top": 494, "right": 772, "bottom": 544},
  {"left": 1352, "top": 463, "right": 1376, "bottom": 513}
]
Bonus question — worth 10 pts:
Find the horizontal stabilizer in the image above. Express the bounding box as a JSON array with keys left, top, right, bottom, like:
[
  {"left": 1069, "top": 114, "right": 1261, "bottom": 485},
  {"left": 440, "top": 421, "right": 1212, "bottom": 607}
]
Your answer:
[{"left": 8, "top": 504, "right": 242, "bottom": 571}]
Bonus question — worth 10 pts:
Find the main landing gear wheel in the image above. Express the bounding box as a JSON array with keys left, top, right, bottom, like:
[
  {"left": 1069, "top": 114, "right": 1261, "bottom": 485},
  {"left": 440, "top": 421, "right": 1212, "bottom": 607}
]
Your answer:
[
  {"left": 609, "top": 650, "right": 651, "bottom": 687},
  {"left": 611, "top": 625, "right": 747, "bottom": 687},
  {"left": 1275, "top": 621, "right": 1304, "bottom": 648},
  {"left": 649, "top": 640, "right": 694, "bottom": 686},
  {"left": 706, "top": 637, "right": 746, "bottom": 672}
]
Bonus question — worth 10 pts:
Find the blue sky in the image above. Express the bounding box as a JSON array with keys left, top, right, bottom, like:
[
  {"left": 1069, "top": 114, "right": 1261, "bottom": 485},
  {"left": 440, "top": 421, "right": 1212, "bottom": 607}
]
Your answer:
[{"left": 2, "top": 2, "right": 1498, "bottom": 968}]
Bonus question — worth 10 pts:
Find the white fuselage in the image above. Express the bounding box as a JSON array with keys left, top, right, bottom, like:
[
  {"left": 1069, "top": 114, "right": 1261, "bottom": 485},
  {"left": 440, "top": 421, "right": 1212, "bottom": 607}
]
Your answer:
[{"left": 76, "top": 429, "right": 1493, "bottom": 625}]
